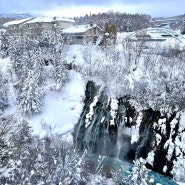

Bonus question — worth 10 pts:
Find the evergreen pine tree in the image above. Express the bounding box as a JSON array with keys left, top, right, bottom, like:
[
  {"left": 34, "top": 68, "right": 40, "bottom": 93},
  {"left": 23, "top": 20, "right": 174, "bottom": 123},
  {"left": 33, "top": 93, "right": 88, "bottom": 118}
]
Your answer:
[
  {"left": 0, "top": 73, "right": 8, "bottom": 111},
  {"left": 0, "top": 31, "right": 9, "bottom": 58},
  {"left": 0, "top": 116, "right": 32, "bottom": 184},
  {"left": 40, "top": 23, "right": 69, "bottom": 90},
  {"left": 31, "top": 47, "right": 46, "bottom": 86},
  {"left": 54, "top": 53, "right": 69, "bottom": 90},
  {"left": 18, "top": 70, "right": 43, "bottom": 116}
]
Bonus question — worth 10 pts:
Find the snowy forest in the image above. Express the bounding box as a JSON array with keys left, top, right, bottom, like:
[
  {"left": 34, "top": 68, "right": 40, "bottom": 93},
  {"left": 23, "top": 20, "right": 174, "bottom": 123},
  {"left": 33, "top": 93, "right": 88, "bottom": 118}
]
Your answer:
[{"left": 0, "top": 13, "right": 185, "bottom": 185}]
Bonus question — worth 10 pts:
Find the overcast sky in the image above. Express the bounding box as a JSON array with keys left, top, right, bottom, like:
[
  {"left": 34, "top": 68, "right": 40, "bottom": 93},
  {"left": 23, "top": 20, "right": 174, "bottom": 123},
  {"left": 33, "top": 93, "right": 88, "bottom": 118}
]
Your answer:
[{"left": 1, "top": 0, "right": 185, "bottom": 18}]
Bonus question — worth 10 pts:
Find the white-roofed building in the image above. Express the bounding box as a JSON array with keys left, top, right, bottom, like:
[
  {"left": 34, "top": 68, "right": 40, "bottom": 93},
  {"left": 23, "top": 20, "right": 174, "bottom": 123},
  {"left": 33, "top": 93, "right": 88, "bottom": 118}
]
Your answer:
[
  {"left": 3, "top": 17, "right": 75, "bottom": 39},
  {"left": 62, "top": 24, "right": 104, "bottom": 44},
  {"left": 24, "top": 17, "right": 75, "bottom": 39},
  {"left": 3, "top": 17, "right": 33, "bottom": 37}
]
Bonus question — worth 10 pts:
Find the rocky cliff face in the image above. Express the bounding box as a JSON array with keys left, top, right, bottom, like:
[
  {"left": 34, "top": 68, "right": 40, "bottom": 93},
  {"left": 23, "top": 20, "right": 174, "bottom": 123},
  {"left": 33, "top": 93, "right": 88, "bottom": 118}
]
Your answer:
[{"left": 74, "top": 81, "right": 185, "bottom": 181}]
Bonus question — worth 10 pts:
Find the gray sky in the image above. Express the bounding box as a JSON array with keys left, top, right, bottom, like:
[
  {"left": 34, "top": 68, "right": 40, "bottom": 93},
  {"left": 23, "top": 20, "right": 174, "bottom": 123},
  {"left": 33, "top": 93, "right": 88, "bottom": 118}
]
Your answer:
[{"left": 0, "top": 0, "right": 185, "bottom": 18}]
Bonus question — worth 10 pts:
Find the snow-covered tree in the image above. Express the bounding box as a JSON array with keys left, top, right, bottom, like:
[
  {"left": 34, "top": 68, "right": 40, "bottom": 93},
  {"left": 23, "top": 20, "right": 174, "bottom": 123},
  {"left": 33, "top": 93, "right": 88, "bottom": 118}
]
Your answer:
[
  {"left": 10, "top": 36, "right": 38, "bottom": 78},
  {"left": 0, "top": 31, "right": 9, "bottom": 58},
  {"left": 31, "top": 48, "right": 46, "bottom": 86},
  {"left": 181, "top": 22, "right": 185, "bottom": 35},
  {"left": 0, "top": 116, "right": 32, "bottom": 184},
  {"left": 39, "top": 25, "right": 69, "bottom": 90},
  {"left": 53, "top": 149, "right": 89, "bottom": 184},
  {"left": 0, "top": 115, "right": 67, "bottom": 184},
  {"left": 0, "top": 73, "right": 8, "bottom": 112},
  {"left": 54, "top": 56, "right": 69, "bottom": 90},
  {"left": 18, "top": 70, "right": 43, "bottom": 116},
  {"left": 7, "top": 120, "right": 33, "bottom": 184},
  {"left": 125, "top": 158, "right": 149, "bottom": 185},
  {"left": 122, "top": 37, "right": 146, "bottom": 73}
]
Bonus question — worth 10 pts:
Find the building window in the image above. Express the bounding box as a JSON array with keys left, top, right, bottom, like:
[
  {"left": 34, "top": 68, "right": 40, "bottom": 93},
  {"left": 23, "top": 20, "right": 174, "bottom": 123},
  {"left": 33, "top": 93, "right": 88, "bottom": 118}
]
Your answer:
[
  {"left": 76, "top": 35, "right": 83, "bottom": 40},
  {"left": 93, "top": 27, "right": 96, "bottom": 35}
]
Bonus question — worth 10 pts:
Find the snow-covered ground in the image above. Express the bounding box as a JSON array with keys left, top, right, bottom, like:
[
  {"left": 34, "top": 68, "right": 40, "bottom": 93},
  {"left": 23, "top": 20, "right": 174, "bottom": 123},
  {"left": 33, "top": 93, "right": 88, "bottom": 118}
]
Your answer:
[
  {"left": 0, "top": 57, "right": 86, "bottom": 140},
  {"left": 27, "top": 70, "right": 86, "bottom": 137},
  {"left": 177, "top": 183, "right": 185, "bottom": 185}
]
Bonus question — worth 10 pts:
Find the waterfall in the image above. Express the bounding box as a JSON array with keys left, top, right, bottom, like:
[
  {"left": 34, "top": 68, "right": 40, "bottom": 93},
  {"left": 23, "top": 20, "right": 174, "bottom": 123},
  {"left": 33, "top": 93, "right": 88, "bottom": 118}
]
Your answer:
[
  {"left": 73, "top": 81, "right": 182, "bottom": 180},
  {"left": 74, "top": 82, "right": 155, "bottom": 159},
  {"left": 116, "top": 101, "right": 126, "bottom": 159},
  {"left": 74, "top": 82, "right": 133, "bottom": 160},
  {"left": 116, "top": 120, "right": 125, "bottom": 159},
  {"left": 74, "top": 81, "right": 111, "bottom": 154},
  {"left": 135, "top": 110, "right": 153, "bottom": 160},
  {"left": 74, "top": 81, "right": 154, "bottom": 162},
  {"left": 135, "top": 124, "right": 152, "bottom": 160}
]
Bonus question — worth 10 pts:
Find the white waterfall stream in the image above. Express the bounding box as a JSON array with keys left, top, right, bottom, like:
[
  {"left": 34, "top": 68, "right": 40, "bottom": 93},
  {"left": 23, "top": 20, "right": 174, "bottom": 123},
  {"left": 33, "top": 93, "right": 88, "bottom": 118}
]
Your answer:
[
  {"left": 73, "top": 81, "right": 178, "bottom": 184},
  {"left": 116, "top": 119, "right": 125, "bottom": 159}
]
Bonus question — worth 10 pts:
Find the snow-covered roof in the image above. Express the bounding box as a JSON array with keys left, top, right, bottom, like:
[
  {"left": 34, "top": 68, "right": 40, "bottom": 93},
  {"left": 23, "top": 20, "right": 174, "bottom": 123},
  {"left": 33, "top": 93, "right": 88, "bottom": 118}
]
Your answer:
[
  {"left": 3, "top": 18, "right": 33, "bottom": 27},
  {"left": 62, "top": 24, "right": 103, "bottom": 34},
  {"left": 25, "top": 17, "right": 75, "bottom": 24},
  {"left": 0, "top": 29, "right": 6, "bottom": 33}
]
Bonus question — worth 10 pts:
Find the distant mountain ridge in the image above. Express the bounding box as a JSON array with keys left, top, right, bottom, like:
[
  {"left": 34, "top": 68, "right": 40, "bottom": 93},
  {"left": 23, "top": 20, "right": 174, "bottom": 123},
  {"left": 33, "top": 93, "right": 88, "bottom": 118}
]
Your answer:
[{"left": 0, "top": 13, "right": 34, "bottom": 19}]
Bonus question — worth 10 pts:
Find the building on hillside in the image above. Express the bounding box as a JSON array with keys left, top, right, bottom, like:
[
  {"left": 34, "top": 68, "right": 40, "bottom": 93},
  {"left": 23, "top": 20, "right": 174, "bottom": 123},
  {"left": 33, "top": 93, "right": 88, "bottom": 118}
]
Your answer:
[
  {"left": 3, "top": 17, "right": 33, "bottom": 37},
  {"left": 123, "top": 27, "right": 185, "bottom": 45},
  {"left": 3, "top": 17, "right": 75, "bottom": 39},
  {"left": 150, "top": 18, "right": 184, "bottom": 30},
  {"left": 24, "top": 17, "right": 75, "bottom": 39},
  {"left": 62, "top": 24, "right": 104, "bottom": 44}
]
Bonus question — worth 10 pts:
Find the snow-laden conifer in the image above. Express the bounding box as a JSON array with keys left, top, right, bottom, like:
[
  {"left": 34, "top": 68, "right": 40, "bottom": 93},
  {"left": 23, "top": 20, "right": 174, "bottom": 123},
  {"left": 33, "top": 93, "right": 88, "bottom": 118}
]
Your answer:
[{"left": 18, "top": 70, "right": 43, "bottom": 116}]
